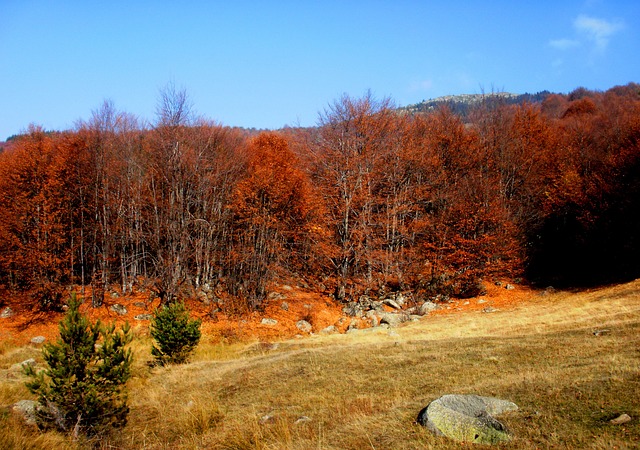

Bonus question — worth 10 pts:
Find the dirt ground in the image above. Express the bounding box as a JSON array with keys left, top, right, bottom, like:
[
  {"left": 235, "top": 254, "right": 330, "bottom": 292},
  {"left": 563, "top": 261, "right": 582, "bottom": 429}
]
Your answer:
[{"left": 0, "top": 280, "right": 536, "bottom": 346}]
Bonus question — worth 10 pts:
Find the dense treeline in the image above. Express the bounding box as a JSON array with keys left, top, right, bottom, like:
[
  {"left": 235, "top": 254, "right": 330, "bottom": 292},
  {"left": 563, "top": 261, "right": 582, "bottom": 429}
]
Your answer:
[{"left": 1, "top": 83, "right": 639, "bottom": 311}]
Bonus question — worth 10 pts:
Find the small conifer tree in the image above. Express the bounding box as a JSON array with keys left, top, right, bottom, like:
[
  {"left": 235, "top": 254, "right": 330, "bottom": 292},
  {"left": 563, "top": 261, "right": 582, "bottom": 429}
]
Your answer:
[
  {"left": 150, "top": 301, "right": 201, "bottom": 365},
  {"left": 24, "top": 293, "right": 132, "bottom": 438}
]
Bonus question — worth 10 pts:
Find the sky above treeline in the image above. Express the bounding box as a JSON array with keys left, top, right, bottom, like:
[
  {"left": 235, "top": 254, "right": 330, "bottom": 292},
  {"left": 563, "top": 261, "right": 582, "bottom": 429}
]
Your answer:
[{"left": 1, "top": 0, "right": 638, "bottom": 140}]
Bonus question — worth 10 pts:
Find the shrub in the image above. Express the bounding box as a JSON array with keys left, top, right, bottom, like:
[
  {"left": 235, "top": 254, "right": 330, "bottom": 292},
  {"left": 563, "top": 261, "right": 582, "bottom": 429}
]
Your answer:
[
  {"left": 24, "top": 293, "right": 133, "bottom": 439},
  {"left": 150, "top": 301, "right": 202, "bottom": 365}
]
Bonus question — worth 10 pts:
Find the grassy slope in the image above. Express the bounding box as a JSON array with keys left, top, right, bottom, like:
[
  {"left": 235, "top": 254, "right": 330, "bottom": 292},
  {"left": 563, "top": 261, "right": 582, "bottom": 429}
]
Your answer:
[{"left": 1, "top": 281, "right": 639, "bottom": 449}]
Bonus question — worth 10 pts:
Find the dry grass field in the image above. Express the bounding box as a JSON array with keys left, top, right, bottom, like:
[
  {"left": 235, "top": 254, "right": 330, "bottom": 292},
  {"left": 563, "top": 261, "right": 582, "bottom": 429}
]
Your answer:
[{"left": 1, "top": 280, "right": 639, "bottom": 449}]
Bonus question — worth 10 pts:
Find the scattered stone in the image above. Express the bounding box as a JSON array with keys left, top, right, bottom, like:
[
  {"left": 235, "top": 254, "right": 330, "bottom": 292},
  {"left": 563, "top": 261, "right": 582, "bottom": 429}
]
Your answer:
[
  {"left": 320, "top": 325, "right": 338, "bottom": 334},
  {"left": 379, "top": 312, "right": 408, "bottom": 327},
  {"left": 260, "top": 414, "right": 275, "bottom": 424},
  {"left": 343, "top": 302, "right": 363, "bottom": 317},
  {"left": 10, "top": 358, "right": 37, "bottom": 372},
  {"left": 296, "top": 320, "right": 312, "bottom": 333},
  {"left": 367, "top": 311, "right": 380, "bottom": 327},
  {"left": 134, "top": 314, "right": 152, "bottom": 321},
  {"left": 504, "top": 284, "right": 515, "bottom": 290},
  {"left": 494, "top": 281, "right": 503, "bottom": 286},
  {"left": 110, "top": 291, "right": 120, "bottom": 298},
  {"left": 417, "top": 394, "right": 518, "bottom": 445},
  {"left": 12, "top": 400, "right": 39, "bottom": 426},
  {"left": 134, "top": 301, "right": 146, "bottom": 308},
  {"left": 371, "top": 300, "right": 385, "bottom": 312},
  {"left": 261, "top": 318, "right": 278, "bottom": 325},
  {"left": 539, "top": 286, "right": 556, "bottom": 296},
  {"left": 482, "top": 306, "right": 498, "bottom": 313},
  {"left": 109, "top": 304, "right": 128, "bottom": 315},
  {"left": 282, "top": 285, "right": 293, "bottom": 291},
  {"left": 477, "top": 298, "right": 487, "bottom": 304},
  {"left": 410, "top": 315, "right": 422, "bottom": 322},
  {"left": 592, "top": 329, "right": 610, "bottom": 336},
  {"left": 294, "top": 416, "right": 311, "bottom": 425},
  {"left": 383, "top": 298, "right": 402, "bottom": 310},
  {"left": 419, "top": 301, "right": 438, "bottom": 316},
  {"left": 610, "top": 413, "right": 631, "bottom": 425},
  {"left": 30, "top": 336, "right": 46, "bottom": 344},
  {"left": 1, "top": 306, "right": 14, "bottom": 318},
  {"left": 280, "top": 301, "right": 289, "bottom": 311},
  {"left": 20, "top": 358, "right": 37, "bottom": 368}
]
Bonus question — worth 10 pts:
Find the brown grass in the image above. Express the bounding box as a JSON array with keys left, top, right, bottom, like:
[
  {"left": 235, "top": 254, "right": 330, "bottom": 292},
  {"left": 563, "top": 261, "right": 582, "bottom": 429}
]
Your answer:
[{"left": 1, "top": 280, "right": 639, "bottom": 448}]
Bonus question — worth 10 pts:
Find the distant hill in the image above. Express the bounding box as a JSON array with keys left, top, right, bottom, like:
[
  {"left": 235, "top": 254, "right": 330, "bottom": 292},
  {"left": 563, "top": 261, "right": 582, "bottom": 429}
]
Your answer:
[{"left": 401, "top": 91, "right": 552, "bottom": 119}]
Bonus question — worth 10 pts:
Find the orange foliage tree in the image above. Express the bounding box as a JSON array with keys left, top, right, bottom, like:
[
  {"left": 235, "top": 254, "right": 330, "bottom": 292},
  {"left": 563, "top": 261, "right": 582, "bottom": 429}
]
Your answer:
[
  {"left": 229, "top": 132, "right": 314, "bottom": 307},
  {"left": 0, "top": 127, "right": 92, "bottom": 308}
]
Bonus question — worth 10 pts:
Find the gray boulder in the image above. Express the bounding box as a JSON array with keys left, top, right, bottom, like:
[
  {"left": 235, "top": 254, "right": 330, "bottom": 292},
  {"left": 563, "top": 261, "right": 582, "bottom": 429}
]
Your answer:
[
  {"left": 13, "top": 400, "right": 39, "bottom": 426},
  {"left": 30, "top": 336, "right": 46, "bottom": 344},
  {"left": 320, "top": 325, "right": 338, "bottom": 334},
  {"left": 419, "top": 301, "right": 438, "bottom": 316},
  {"left": 417, "top": 394, "right": 518, "bottom": 445},
  {"left": 383, "top": 298, "right": 402, "bottom": 310},
  {"left": 1, "top": 306, "right": 14, "bottom": 318},
  {"left": 296, "top": 320, "right": 312, "bottom": 333},
  {"left": 134, "top": 314, "right": 153, "bottom": 321},
  {"left": 16, "top": 358, "right": 36, "bottom": 369},
  {"left": 109, "top": 304, "right": 128, "bottom": 315},
  {"left": 261, "top": 318, "right": 278, "bottom": 325},
  {"left": 379, "top": 312, "right": 409, "bottom": 327}
]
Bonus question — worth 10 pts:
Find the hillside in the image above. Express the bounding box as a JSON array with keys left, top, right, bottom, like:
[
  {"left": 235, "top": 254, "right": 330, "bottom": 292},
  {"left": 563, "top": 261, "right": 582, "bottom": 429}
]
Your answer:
[
  {"left": 400, "top": 91, "right": 552, "bottom": 119},
  {"left": 1, "top": 280, "right": 639, "bottom": 448}
]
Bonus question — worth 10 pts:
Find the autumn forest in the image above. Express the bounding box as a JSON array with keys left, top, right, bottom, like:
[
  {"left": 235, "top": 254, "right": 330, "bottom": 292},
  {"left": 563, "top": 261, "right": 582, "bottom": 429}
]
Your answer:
[{"left": 1, "top": 83, "right": 639, "bottom": 312}]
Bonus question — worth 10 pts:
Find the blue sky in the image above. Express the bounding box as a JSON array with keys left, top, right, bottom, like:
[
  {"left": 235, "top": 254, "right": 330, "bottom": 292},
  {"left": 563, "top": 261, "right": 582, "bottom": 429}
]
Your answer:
[{"left": 1, "top": 1, "right": 638, "bottom": 140}]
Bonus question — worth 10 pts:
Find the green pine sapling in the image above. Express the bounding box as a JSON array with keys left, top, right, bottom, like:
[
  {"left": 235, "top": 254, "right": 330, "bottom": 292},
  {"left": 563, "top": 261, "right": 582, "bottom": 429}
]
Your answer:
[
  {"left": 24, "top": 293, "right": 133, "bottom": 439},
  {"left": 150, "top": 301, "right": 201, "bottom": 365}
]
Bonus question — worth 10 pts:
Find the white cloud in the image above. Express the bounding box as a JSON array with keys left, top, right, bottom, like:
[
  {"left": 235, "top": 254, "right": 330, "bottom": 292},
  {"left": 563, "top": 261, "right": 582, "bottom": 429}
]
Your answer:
[
  {"left": 549, "top": 38, "right": 580, "bottom": 50},
  {"left": 573, "top": 14, "right": 624, "bottom": 52}
]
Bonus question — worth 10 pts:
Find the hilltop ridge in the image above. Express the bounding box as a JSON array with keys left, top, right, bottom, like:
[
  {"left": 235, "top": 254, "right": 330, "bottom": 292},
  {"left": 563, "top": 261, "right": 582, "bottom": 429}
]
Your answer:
[{"left": 401, "top": 91, "right": 551, "bottom": 117}]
